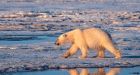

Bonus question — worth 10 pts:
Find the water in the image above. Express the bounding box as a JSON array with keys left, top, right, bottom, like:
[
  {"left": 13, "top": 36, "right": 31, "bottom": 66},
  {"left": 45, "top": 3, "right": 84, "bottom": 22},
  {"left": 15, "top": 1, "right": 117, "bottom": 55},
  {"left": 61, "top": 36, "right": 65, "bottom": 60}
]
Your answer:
[
  {"left": 1, "top": 67, "right": 140, "bottom": 75},
  {"left": 0, "top": 35, "right": 56, "bottom": 45},
  {"left": 0, "top": 0, "right": 140, "bottom": 74},
  {"left": 0, "top": 0, "right": 140, "bottom": 12}
]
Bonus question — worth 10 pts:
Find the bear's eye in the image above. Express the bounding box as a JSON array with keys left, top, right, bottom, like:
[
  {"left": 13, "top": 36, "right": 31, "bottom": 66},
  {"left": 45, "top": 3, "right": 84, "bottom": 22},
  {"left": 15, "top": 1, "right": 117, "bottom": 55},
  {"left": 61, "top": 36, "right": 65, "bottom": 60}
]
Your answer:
[{"left": 63, "top": 34, "right": 67, "bottom": 37}]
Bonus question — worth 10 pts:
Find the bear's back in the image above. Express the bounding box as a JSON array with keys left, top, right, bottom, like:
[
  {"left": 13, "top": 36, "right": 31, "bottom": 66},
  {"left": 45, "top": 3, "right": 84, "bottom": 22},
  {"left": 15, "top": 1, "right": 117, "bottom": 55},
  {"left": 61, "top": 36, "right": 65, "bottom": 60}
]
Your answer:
[{"left": 82, "top": 28, "right": 112, "bottom": 49}]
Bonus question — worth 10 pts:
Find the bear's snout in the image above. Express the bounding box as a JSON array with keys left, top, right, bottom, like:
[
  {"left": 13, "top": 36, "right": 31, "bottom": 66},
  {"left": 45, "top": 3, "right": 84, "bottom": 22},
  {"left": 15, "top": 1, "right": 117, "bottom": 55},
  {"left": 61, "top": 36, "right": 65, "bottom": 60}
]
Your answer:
[
  {"left": 55, "top": 42, "right": 60, "bottom": 45},
  {"left": 55, "top": 40, "right": 60, "bottom": 45}
]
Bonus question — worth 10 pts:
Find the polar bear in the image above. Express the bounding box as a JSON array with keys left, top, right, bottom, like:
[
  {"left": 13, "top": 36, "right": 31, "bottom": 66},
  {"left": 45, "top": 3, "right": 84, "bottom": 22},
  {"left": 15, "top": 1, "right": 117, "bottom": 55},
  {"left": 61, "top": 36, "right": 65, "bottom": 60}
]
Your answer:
[{"left": 55, "top": 28, "right": 121, "bottom": 59}]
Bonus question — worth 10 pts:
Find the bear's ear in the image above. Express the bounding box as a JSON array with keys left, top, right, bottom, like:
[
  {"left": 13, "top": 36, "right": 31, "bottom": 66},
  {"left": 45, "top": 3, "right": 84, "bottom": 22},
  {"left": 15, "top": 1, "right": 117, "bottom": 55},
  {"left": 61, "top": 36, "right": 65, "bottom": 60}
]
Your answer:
[{"left": 63, "top": 34, "right": 67, "bottom": 37}]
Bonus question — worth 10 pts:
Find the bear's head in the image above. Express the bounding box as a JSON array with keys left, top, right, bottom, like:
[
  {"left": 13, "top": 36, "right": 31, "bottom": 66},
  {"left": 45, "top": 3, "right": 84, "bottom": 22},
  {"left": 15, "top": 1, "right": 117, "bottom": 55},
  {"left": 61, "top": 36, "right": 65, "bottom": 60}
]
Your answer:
[{"left": 55, "top": 34, "right": 68, "bottom": 46}]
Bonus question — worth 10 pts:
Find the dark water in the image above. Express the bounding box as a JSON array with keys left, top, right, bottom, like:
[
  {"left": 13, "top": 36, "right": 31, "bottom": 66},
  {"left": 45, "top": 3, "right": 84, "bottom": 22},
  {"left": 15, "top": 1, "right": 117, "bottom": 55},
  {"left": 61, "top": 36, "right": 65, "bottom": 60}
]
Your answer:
[
  {"left": 0, "top": 35, "right": 56, "bottom": 45},
  {"left": 1, "top": 67, "right": 140, "bottom": 75}
]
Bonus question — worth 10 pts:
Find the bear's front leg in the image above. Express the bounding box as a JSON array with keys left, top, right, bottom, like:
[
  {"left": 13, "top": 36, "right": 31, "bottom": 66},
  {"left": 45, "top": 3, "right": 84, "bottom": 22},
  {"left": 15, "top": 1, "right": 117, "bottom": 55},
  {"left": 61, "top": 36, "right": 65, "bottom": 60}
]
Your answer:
[
  {"left": 79, "top": 46, "right": 88, "bottom": 59},
  {"left": 62, "top": 50, "right": 70, "bottom": 58},
  {"left": 62, "top": 44, "right": 78, "bottom": 58}
]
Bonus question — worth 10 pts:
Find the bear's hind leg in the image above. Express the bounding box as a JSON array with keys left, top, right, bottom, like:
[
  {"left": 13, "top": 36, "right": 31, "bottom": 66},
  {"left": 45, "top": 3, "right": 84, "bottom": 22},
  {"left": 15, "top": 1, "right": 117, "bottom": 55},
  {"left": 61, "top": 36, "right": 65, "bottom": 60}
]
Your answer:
[
  {"left": 103, "top": 43, "right": 121, "bottom": 59},
  {"left": 97, "top": 48, "right": 105, "bottom": 58},
  {"left": 62, "top": 44, "right": 78, "bottom": 58},
  {"left": 108, "top": 48, "right": 121, "bottom": 59}
]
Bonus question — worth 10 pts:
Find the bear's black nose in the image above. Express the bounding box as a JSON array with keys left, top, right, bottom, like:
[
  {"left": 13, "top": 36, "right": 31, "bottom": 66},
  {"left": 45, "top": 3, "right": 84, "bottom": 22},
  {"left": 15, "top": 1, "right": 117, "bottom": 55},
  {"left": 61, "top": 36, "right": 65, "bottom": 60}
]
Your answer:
[{"left": 55, "top": 42, "right": 59, "bottom": 45}]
